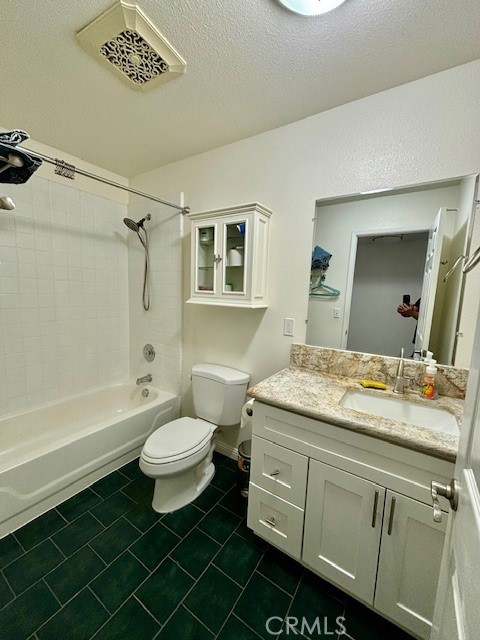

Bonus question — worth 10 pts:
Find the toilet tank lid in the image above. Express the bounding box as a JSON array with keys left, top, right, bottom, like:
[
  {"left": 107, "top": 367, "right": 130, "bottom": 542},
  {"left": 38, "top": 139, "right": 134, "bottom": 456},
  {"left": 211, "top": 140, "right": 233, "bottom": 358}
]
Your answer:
[{"left": 192, "top": 364, "right": 250, "bottom": 385}]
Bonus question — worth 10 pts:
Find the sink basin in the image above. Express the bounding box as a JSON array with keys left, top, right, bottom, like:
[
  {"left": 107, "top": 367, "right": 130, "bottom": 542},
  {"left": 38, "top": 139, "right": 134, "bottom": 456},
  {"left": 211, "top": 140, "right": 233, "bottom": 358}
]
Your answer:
[{"left": 340, "top": 389, "right": 458, "bottom": 436}]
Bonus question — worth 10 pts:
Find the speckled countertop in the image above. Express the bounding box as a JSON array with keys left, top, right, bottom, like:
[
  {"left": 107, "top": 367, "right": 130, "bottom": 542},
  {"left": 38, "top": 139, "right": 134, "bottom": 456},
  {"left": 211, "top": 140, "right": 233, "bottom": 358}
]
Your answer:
[{"left": 247, "top": 366, "right": 462, "bottom": 462}]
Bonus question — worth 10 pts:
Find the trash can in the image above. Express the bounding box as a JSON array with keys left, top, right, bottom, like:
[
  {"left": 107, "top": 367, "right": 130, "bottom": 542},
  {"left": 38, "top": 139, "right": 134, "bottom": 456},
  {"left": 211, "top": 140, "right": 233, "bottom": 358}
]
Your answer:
[{"left": 237, "top": 440, "right": 251, "bottom": 499}]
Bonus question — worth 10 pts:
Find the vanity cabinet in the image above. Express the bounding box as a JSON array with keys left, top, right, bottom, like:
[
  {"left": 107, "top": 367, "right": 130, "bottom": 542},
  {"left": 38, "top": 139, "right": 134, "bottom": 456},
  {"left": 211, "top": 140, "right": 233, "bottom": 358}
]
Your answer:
[
  {"left": 186, "top": 202, "right": 272, "bottom": 308},
  {"left": 247, "top": 401, "right": 454, "bottom": 640}
]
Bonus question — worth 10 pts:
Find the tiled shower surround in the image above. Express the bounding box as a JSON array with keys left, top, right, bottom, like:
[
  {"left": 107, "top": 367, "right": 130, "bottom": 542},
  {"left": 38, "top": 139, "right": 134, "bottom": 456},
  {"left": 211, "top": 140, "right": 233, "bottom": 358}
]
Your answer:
[{"left": 0, "top": 176, "right": 130, "bottom": 415}]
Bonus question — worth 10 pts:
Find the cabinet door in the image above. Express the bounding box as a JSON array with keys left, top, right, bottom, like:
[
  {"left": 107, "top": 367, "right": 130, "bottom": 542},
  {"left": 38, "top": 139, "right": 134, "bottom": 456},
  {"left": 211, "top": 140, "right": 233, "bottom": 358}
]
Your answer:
[
  {"left": 303, "top": 460, "right": 385, "bottom": 605},
  {"left": 193, "top": 222, "right": 218, "bottom": 296},
  {"left": 222, "top": 217, "right": 249, "bottom": 300},
  {"left": 375, "top": 491, "right": 447, "bottom": 640}
]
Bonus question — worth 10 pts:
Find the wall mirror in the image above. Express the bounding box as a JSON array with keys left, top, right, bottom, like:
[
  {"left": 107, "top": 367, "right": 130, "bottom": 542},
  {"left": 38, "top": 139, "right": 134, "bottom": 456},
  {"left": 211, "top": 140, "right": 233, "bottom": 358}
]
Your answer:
[{"left": 306, "top": 175, "right": 479, "bottom": 366}]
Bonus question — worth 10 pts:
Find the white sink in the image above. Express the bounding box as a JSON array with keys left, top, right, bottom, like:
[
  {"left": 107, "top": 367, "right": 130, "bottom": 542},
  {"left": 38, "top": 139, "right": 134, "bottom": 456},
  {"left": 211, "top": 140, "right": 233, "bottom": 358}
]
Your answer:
[{"left": 340, "top": 389, "right": 459, "bottom": 436}]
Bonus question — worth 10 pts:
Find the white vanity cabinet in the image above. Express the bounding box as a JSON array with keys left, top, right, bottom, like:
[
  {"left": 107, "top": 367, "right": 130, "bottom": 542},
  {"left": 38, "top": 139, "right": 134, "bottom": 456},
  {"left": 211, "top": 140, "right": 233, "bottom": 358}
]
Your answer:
[
  {"left": 186, "top": 202, "right": 271, "bottom": 308},
  {"left": 248, "top": 401, "right": 454, "bottom": 640}
]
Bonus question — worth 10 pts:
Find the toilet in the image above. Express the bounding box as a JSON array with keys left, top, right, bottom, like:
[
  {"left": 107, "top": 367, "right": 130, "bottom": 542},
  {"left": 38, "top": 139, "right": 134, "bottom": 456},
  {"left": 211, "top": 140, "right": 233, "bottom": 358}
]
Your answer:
[{"left": 139, "top": 363, "right": 250, "bottom": 513}]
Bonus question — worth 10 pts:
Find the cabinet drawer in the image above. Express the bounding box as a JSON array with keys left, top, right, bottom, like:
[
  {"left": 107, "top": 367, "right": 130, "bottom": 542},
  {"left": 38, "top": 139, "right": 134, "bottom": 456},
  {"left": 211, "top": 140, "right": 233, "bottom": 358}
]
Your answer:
[
  {"left": 247, "top": 482, "right": 304, "bottom": 559},
  {"left": 251, "top": 435, "right": 308, "bottom": 508}
]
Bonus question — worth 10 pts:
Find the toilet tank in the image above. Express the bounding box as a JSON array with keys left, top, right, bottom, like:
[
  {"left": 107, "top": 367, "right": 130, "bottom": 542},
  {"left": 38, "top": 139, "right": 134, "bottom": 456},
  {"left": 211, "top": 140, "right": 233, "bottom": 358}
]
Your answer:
[{"left": 191, "top": 364, "right": 250, "bottom": 426}]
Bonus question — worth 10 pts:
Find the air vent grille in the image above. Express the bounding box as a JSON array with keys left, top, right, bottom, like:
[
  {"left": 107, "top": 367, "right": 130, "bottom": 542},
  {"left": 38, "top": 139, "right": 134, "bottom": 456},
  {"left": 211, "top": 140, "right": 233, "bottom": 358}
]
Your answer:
[{"left": 100, "top": 29, "right": 169, "bottom": 85}]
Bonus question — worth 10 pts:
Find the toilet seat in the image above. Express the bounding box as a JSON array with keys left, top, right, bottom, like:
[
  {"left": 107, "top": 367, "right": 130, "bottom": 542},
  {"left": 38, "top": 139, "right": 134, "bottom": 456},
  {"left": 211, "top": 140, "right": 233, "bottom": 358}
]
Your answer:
[{"left": 142, "top": 417, "right": 213, "bottom": 465}]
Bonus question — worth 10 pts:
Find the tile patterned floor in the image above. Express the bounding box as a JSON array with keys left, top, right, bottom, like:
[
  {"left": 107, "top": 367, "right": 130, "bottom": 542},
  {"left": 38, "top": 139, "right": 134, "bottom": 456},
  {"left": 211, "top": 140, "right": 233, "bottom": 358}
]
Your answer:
[{"left": 0, "top": 452, "right": 415, "bottom": 640}]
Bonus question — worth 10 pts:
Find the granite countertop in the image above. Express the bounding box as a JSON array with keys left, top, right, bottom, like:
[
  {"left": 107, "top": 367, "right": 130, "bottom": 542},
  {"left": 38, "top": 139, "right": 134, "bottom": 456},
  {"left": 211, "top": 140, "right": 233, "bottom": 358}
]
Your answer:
[{"left": 247, "top": 367, "right": 462, "bottom": 462}]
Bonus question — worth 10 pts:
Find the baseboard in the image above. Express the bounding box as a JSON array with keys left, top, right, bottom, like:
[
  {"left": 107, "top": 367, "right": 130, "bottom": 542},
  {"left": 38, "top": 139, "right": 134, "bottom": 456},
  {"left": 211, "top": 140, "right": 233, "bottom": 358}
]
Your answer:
[{"left": 215, "top": 441, "right": 238, "bottom": 461}]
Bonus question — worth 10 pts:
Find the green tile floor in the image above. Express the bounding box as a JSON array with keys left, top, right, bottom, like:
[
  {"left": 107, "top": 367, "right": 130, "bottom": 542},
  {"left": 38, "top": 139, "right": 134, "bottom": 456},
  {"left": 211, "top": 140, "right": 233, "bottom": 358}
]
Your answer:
[{"left": 0, "top": 452, "right": 415, "bottom": 640}]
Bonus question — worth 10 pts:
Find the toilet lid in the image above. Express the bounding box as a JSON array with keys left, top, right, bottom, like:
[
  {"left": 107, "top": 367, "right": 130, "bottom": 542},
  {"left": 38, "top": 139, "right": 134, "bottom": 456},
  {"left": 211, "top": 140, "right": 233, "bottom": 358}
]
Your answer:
[{"left": 143, "top": 417, "right": 212, "bottom": 461}]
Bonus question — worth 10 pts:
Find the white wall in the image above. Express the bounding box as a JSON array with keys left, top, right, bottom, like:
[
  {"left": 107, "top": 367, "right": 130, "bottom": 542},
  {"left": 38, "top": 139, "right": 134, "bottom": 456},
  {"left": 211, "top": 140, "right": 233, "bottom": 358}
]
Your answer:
[
  {"left": 128, "top": 194, "right": 183, "bottom": 396},
  {"left": 347, "top": 235, "right": 427, "bottom": 357},
  {"left": 129, "top": 60, "right": 480, "bottom": 452},
  {"left": 0, "top": 172, "right": 129, "bottom": 417},
  {"left": 307, "top": 185, "right": 459, "bottom": 349}
]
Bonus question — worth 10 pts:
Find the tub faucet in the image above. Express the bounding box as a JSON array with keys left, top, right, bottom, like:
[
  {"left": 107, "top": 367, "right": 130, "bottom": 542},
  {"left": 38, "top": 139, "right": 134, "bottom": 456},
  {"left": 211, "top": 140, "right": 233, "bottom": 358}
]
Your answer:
[
  {"left": 136, "top": 374, "right": 152, "bottom": 385},
  {"left": 393, "top": 348, "right": 413, "bottom": 394}
]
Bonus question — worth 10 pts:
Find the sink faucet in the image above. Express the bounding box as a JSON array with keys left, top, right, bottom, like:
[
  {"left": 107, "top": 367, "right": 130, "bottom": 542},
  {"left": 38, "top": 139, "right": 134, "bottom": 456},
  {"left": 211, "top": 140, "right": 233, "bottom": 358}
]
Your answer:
[
  {"left": 136, "top": 373, "right": 152, "bottom": 385},
  {"left": 393, "top": 348, "right": 413, "bottom": 394}
]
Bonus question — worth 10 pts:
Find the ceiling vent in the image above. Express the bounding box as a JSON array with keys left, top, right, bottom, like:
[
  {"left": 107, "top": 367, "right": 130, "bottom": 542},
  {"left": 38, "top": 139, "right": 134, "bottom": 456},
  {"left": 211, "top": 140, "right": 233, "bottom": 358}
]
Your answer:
[{"left": 76, "top": 1, "right": 186, "bottom": 92}]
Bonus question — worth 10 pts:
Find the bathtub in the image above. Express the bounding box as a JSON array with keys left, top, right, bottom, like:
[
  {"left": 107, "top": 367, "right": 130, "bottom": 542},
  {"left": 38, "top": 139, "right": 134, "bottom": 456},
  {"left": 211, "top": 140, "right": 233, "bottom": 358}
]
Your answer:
[{"left": 0, "top": 383, "right": 180, "bottom": 538}]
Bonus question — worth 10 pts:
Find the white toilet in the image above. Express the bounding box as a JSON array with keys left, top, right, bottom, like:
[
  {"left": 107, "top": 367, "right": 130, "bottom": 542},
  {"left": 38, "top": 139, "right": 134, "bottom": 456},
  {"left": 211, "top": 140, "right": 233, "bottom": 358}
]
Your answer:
[{"left": 139, "top": 363, "right": 250, "bottom": 513}]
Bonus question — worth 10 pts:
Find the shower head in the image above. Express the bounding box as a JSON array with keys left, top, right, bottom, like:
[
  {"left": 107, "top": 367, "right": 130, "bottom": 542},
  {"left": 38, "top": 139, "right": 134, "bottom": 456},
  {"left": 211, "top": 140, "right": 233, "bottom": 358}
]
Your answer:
[
  {"left": 0, "top": 196, "right": 15, "bottom": 211},
  {"left": 123, "top": 213, "right": 151, "bottom": 233}
]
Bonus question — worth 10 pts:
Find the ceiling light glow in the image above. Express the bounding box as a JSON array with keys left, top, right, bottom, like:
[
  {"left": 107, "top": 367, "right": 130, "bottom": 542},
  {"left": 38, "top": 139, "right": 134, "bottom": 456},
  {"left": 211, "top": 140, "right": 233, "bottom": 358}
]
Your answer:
[{"left": 276, "top": 0, "right": 347, "bottom": 16}]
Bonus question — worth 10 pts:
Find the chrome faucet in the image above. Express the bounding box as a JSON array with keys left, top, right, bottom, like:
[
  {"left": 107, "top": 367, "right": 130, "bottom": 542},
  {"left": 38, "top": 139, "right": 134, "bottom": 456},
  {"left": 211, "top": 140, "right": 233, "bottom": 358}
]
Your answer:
[
  {"left": 393, "top": 348, "right": 413, "bottom": 394},
  {"left": 136, "top": 373, "right": 152, "bottom": 385}
]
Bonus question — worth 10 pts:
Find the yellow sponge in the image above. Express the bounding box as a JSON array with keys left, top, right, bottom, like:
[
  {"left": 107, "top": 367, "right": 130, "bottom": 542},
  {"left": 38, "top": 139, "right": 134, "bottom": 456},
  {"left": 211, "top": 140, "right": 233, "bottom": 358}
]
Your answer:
[{"left": 359, "top": 380, "right": 387, "bottom": 390}]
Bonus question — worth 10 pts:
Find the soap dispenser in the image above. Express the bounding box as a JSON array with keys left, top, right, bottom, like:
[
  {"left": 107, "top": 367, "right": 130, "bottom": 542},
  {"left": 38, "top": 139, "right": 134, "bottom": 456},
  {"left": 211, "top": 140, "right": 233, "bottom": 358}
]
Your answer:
[{"left": 421, "top": 359, "right": 438, "bottom": 400}]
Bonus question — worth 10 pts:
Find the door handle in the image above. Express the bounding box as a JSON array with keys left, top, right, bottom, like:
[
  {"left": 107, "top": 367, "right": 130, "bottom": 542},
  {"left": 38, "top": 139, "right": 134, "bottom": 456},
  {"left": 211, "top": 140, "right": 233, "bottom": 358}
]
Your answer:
[
  {"left": 387, "top": 496, "right": 396, "bottom": 535},
  {"left": 371, "top": 490, "right": 380, "bottom": 528},
  {"left": 431, "top": 479, "right": 459, "bottom": 522}
]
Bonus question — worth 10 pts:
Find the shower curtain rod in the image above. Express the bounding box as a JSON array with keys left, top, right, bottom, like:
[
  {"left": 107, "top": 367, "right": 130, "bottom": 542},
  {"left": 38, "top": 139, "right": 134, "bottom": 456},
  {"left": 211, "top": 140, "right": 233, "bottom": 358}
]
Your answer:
[{"left": 17, "top": 146, "right": 190, "bottom": 214}]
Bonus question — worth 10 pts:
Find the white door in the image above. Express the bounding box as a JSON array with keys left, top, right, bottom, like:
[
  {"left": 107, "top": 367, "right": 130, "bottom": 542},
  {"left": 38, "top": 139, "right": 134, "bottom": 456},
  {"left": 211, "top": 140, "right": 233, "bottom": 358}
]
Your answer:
[
  {"left": 430, "top": 303, "right": 480, "bottom": 639},
  {"left": 416, "top": 208, "right": 453, "bottom": 354},
  {"left": 303, "top": 460, "right": 385, "bottom": 605}
]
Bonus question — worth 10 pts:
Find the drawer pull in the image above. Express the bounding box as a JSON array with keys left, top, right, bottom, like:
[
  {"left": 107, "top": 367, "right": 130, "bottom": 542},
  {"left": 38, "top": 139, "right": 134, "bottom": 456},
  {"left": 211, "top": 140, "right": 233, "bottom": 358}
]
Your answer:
[
  {"left": 371, "top": 490, "right": 379, "bottom": 528},
  {"left": 387, "top": 496, "right": 396, "bottom": 535},
  {"left": 269, "top": 469, "right": 280, "bottom": 477},
  {"left": 265, "top": 517, "right": 276, "bottom": 527}
]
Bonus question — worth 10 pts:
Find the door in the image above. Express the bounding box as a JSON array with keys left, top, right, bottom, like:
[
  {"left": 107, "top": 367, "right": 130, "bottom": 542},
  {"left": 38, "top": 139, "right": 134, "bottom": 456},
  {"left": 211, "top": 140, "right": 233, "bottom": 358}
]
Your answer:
[
  {"left": 430, "top": 301, "right": 480, "bottom": 639},
  {"left": 303, "top": 460, "right": 385, "bottom": 605},
  {"left": 416, "top": 208, "right": 453, "bottom": 354},
  {"left": 193, "top": 222, "right": 218, "bottom": 296},
  {"left": 375, "top": 491, "right": 446, "bottom": 639}
]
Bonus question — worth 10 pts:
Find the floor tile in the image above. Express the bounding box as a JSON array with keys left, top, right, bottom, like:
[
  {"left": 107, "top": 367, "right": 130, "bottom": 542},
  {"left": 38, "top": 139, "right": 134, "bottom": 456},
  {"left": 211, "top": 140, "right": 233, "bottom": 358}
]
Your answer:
[
  {"left": 4, "top": 539, "right": 64, "bottom": 594},
  {"left": 124, "top": 499, "right": 163, "bottom": 532},
  {"left": 156, "top": 605, "right": 214, "bottom": 640},
  {"left": 218, "top": 614, "right": 264, "bottom": 640},
  {"left": 289, "top": 572, "right": 345, "bottom": 640},
  {"left": 343, "top": 597, "right": 415, "bottom": 640},
  {"left": 193, "top": 484, "right": 224, "bottom": 512},
  {"left": 91, "top": 470, "right": 130, "bottom": 499},
  {"left": 257, "top": 546, "right": 303, "bottom": 595},
  {"left": 235, "top": 518, "right": 268, "bottom": 550},
  {"left": 0, "top": 534, "right": 24, "bottom": 569},
  {"left": 170, "top": 528, "right": 221, "bottom": 579},
  {"left": 234, "top": 572, "right": 292, "bottom": 640},
  {"left": 89, "top": 517, "right": 140, "bottom": 564},
  {"left": 162, "top": 503, "right": 204, "bottom": 537},
  {"left": 197, "top": 505, "right": 242, "bottom": 543},
  {"left": 0, "top": 571, "right": 14, "bottom": 608},
  {"left": 90, "top": 490, "right": 136, "bottom": 527},
  {"left": 211, "top": 465, "right": 237, "bottom": 492},
  {"left": 121, "top": 475, "right": 155, "bottom": 504},
  {"left": 119, "top": 457, "right": 143, "bottom": 480},
  {"left": 36, "top": 587, "right": 109, "bottom": 640},
  {"left": 130, "top": 521, "right": 180, "bottom": 571},
  {"left": 0, "top": 580, "right": 60, "bottom": 640},
  {"left": 213, "top": 532, "right": 264, "bottom": 586},
  {"left": 184, "top": 565, "right": 242, "bottom": 634},
  {"left": 90, "top": 551, "right": 148, "bottom": 613},
  {"left": 14, "top": 509, "right": 67, "bottom": 551},
  {"left": 136, "top": 557, "right": 194, "bottom": 624},
  {"left": 56, "top": 488, "right": 103, "bottom": 522},
  {"left": 222, "top": 456, "right": 239, "bottom": 472},
  {"left": 92, "top": 596, "right": 160, "bottom": 639},
  {"left": 45, "top": 545, "right": 106, "bottom": 604},
  {"left": 219, "top": 486, "right": 248, "bottom": 518},
  {"left": 52, "top": 512, "right": 104, "bottom": 556}
]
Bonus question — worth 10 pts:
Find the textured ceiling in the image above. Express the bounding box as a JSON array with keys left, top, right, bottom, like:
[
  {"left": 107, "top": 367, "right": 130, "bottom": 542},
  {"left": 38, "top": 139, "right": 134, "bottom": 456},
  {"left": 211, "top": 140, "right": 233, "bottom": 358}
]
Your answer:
[{"left": 1, "top": 0, "right": 480, "bottom": 177}]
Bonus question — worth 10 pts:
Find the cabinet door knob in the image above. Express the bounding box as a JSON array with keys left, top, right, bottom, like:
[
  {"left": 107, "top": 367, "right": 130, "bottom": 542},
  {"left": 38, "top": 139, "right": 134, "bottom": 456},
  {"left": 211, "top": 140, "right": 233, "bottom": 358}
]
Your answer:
[
  {"left": 371, "top": 490, "right": 380, "bottom": 528},
  {"left": 431, "top": 479, "right": 459, "bottom": 523},
  {"left": 269, "top": 469, "right": 280, "bottom": 477},
  {"left": 387, "top": 496, "right": 396, "bottom": 535},
  {"left": 265, "top": 517, "right": 276, "bottom": 527}
]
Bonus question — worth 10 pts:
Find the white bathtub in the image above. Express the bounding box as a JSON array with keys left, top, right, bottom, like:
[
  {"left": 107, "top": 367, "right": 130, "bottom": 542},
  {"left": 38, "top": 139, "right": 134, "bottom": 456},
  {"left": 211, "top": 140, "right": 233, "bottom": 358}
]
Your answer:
[{"left": 0, "top": 383, "right": 180, "bottom": 538}]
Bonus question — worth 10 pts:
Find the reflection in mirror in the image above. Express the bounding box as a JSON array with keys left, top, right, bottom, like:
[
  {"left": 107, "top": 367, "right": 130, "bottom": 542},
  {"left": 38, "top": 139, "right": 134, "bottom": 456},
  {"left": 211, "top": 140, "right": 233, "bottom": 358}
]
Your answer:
[{"left": 306, "top": 175, "right": 478, "bottom": 366}]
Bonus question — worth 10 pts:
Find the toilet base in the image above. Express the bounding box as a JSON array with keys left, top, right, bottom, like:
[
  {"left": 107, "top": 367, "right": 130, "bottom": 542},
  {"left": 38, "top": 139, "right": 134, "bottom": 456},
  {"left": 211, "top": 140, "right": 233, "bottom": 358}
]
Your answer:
[{"left": 151, "top": 461, "right": 215, "bottom": 513}]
